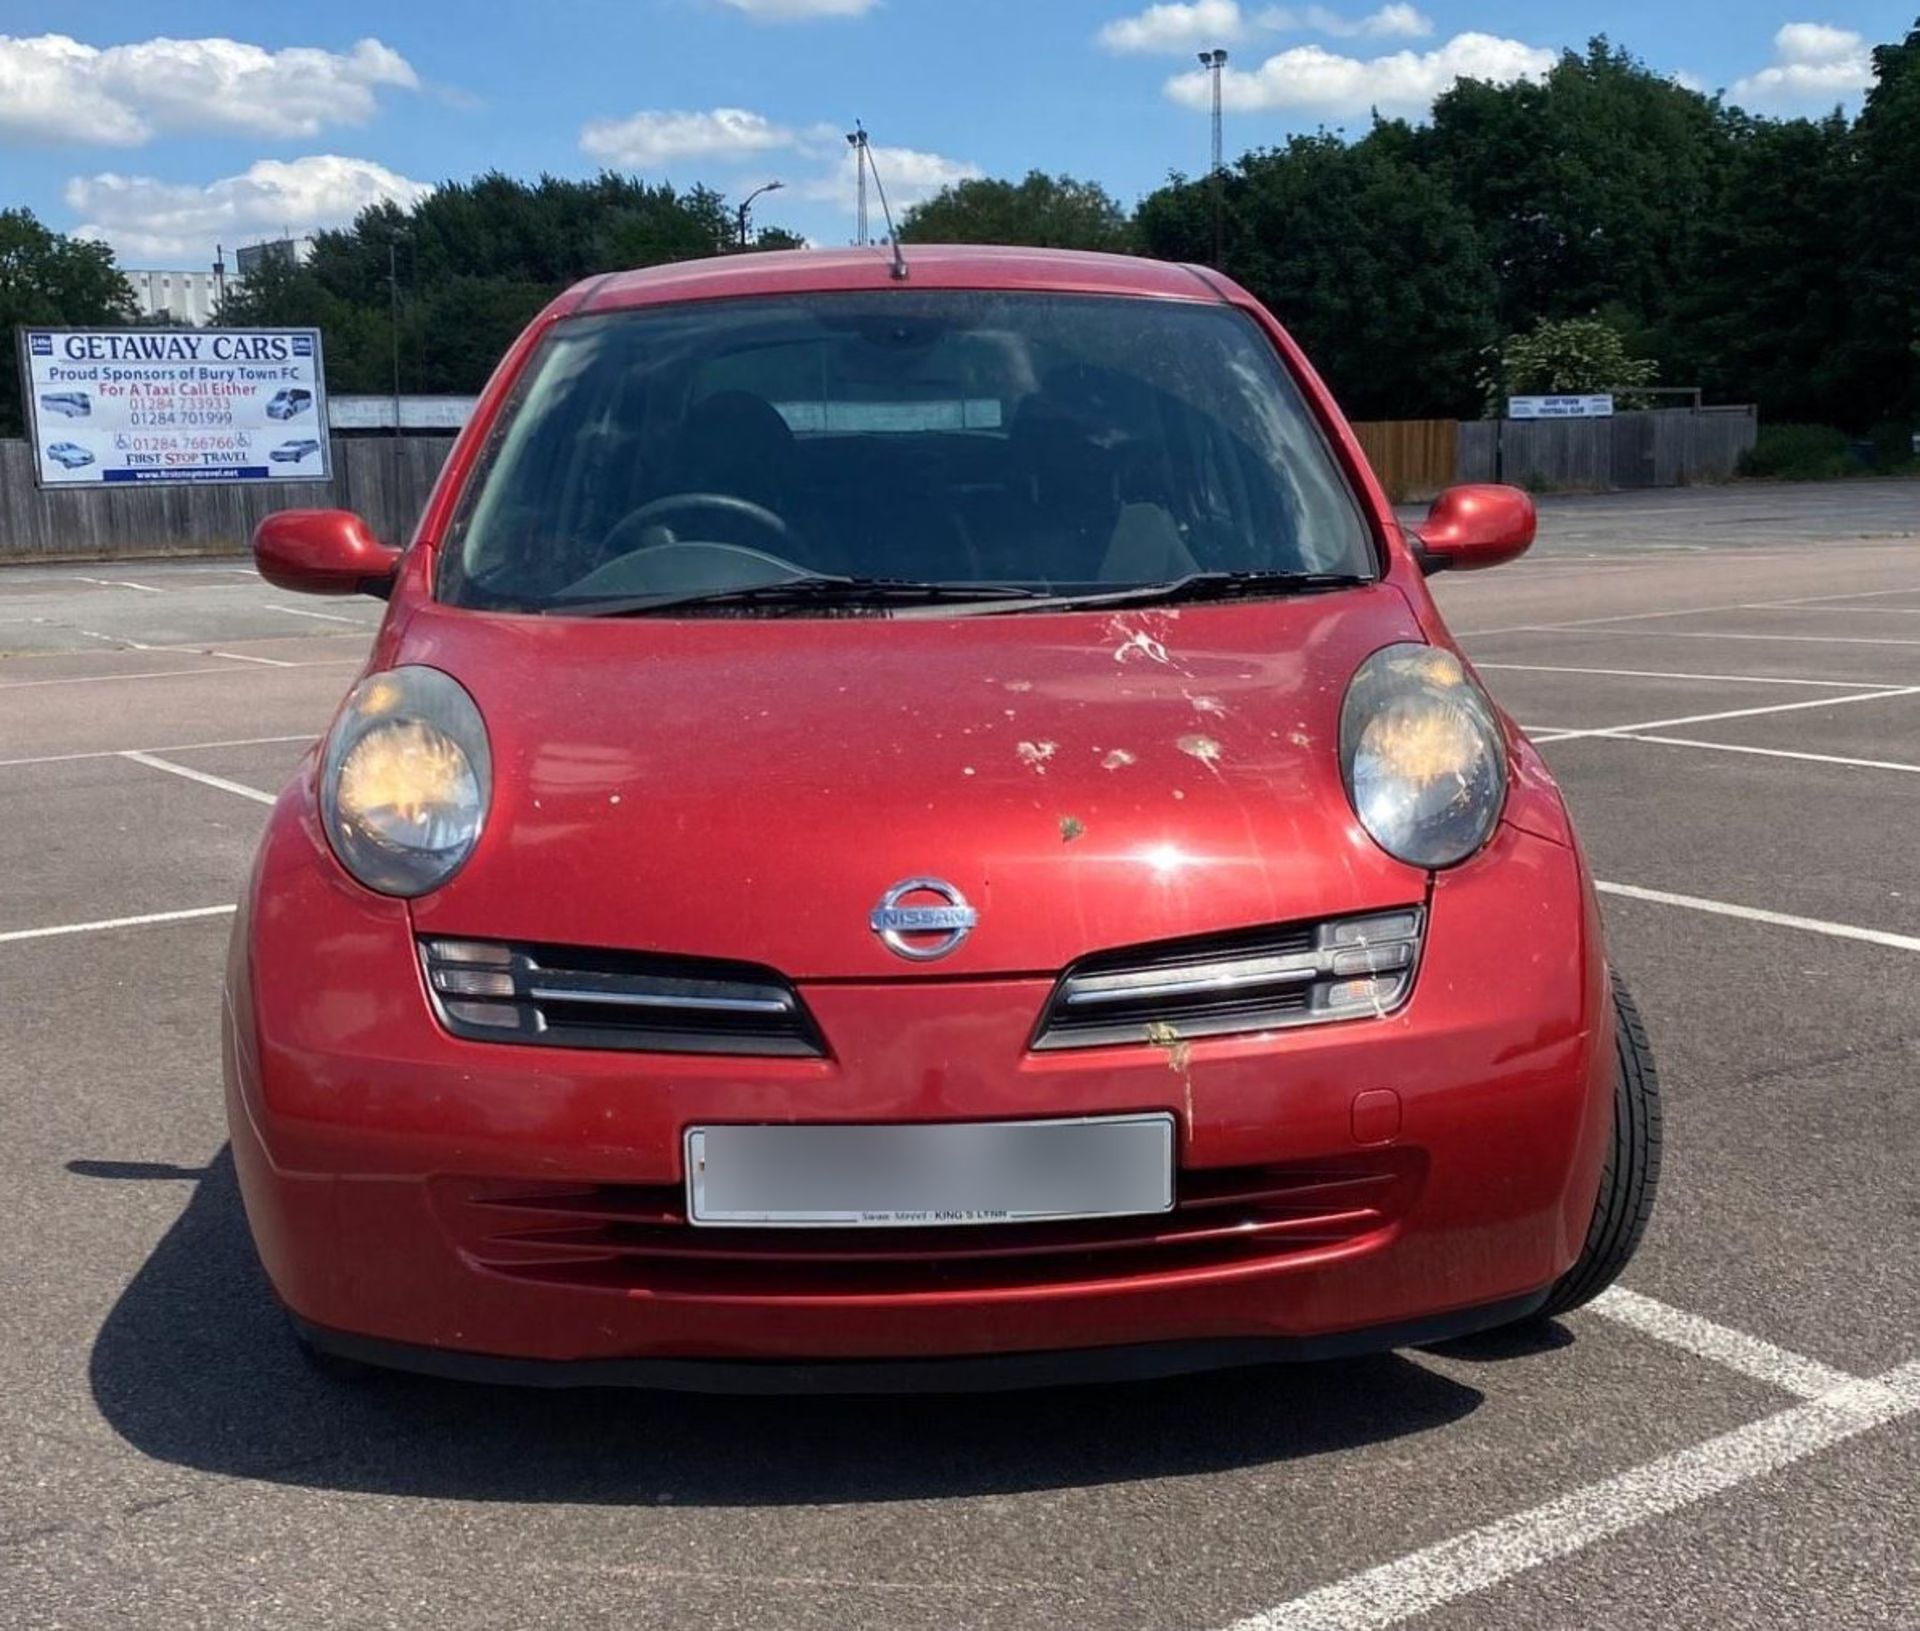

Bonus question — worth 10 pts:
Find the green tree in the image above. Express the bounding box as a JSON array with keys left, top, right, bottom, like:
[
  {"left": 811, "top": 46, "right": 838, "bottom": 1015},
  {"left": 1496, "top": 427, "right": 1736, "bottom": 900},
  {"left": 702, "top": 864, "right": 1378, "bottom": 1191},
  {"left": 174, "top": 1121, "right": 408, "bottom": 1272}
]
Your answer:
[
  {"left": 0, "top": 209, "right": 136, "bottom": 436},
  {"left": 1137, "top": 132, "right": 1499, "bottom": 419},
  {"left": 899, "top": 171, "right": 1135, "bottom": 251},
  {"left": 1666, "top": 112, "right": 1857, "bottom": 424},
  {"left": 1419, "top": 40, "right": 1731, "bottom": 356},
  {"left": 1481, "top": 315, "right": 1658, "bottom": 414},
  {"left": 1845, "top": 20, "right": 1920, "bottom": 423},
  {"left": 221, "top": 173, "right": 777, "bottom": 397}
]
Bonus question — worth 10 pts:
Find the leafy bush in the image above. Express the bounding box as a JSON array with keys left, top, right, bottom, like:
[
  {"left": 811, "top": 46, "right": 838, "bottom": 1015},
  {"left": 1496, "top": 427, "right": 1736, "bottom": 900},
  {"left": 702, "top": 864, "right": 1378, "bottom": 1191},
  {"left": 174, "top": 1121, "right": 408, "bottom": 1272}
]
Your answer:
[
  {"left": 1479, "top": 317, "right": 1659, "bottom": 417},
  {"left": 1737, "top": 424, "right": 1856, "bottom": 480},
  {"left": 1866, "top": 420, "right": 1920, "bottom": 472}
]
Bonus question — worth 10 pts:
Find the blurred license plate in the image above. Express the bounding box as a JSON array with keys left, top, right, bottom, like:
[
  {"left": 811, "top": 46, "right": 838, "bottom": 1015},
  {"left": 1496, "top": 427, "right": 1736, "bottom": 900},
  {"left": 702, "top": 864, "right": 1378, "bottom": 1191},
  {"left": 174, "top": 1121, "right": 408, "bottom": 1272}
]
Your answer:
[{"left": 686, "top": 1115, "right": 1175, "bottom": 1228}]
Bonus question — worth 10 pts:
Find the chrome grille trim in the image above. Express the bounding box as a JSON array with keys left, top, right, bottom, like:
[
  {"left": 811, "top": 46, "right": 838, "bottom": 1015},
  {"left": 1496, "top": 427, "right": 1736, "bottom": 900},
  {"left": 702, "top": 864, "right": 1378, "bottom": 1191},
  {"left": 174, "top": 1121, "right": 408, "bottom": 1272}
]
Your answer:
[
  {"left": 1061, "top": 951, "right": 1322, "bottom": 1006},
  {"left": 522, "top": 979, "right": 794, "bottom": 1014},
  {"left": 1033, "top": 908, "right": 1424, "bottom": 1050},
  {"left": 419, "top": 938, "right": 824, "bottom": 1057}
]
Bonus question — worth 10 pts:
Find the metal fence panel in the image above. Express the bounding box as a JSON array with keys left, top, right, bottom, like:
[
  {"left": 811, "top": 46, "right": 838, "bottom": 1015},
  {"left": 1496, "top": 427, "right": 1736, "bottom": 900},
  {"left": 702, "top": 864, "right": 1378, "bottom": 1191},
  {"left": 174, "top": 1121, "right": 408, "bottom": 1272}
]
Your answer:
[{"left": 1444, "top": 408, "right": 1757, "bottom": 493}]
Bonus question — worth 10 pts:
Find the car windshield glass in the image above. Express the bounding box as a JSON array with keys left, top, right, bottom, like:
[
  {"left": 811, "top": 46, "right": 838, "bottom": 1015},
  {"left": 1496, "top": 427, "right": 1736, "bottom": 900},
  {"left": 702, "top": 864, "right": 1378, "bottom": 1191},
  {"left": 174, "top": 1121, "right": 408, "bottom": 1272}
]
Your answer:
[{"left": 438, "top": 291, "right": 1375, "bottom": 614}]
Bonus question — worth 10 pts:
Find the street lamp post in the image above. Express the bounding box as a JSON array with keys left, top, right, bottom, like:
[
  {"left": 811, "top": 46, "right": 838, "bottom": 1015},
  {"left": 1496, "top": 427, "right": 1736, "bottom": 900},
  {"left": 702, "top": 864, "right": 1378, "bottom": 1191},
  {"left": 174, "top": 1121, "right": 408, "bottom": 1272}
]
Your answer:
[{"left": 737, "top": 180, "right": 785, "bottom": 249}]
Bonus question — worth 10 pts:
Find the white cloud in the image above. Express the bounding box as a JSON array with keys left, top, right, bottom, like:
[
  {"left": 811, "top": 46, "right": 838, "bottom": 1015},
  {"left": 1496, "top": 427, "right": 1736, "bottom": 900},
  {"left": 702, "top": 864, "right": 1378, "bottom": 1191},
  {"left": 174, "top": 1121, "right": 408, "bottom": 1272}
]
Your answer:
[
  {"left": 714, "top": 0, "right": 879, "bottom": 17},
  {"left": 66, "top": 155, "right": 432, "bottom": 263},
  {"left": 796, "top": 145, "right": 983, "bottom": 219},
  {"left": 0, "top": 33, "right": 416, "bottom": 147},
  {"left": 575, "top": 105, "right": 974, "bottom": 230},
  {"left": 1257, "top": 5, "right": 1433, "bottom": 39},
  {"left": 580, "top": 107, "right": 794, "bottom": 167},
  {"left": 1098, "top": 1, "right": 1246, "bottom": 55},
  {"left": 1729, "top": 21, "right": 1872, "bottom": 104},
  {"left": 1165, "top": 30, "right": 1554, "bottom": 116}
]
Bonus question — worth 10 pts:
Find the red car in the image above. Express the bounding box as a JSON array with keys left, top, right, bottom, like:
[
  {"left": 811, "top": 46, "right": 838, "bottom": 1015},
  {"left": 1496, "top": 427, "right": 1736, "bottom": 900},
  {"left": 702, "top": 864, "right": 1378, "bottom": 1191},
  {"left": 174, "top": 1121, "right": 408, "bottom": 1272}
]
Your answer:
[{"left": 228, "top": 245, "right": 1661, "bottom": 1389}]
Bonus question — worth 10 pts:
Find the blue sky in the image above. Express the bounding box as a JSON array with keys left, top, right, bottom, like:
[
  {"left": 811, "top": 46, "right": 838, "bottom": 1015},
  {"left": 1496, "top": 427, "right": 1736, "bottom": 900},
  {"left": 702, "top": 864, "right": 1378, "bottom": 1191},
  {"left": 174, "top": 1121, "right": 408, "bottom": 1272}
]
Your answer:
[{"left": 2, "top": 0, "right": 1913, "bottom": 267}]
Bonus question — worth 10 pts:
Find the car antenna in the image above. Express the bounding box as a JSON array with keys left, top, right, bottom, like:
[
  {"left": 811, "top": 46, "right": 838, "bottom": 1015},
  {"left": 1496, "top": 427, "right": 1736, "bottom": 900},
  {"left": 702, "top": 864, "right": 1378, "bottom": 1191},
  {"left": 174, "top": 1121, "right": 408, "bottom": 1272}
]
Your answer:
[{"left": 849, "top": 121, "right": 909, "bottom": 281}]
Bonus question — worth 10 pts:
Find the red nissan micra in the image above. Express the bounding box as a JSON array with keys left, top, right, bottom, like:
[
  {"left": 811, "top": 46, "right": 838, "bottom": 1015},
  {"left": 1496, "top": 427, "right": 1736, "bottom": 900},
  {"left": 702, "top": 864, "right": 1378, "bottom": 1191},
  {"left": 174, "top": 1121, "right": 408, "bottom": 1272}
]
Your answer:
[{"left": 226, "top": 245, "right": 1660, "bottom": 1389}]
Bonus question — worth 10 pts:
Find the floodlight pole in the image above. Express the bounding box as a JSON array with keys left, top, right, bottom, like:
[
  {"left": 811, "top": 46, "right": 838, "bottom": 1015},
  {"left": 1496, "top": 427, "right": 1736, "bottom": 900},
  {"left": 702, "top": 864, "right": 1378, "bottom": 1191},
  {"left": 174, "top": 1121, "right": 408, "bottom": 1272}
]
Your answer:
[
  {"left": 388, "top": 238, "right": 402, "bottom": 445},
  {"left": 846, "top": 126, "right": 870, "bottom": 246},
  {"left": 1198, "top": 49, "right": 1229, "bottom": 266}
]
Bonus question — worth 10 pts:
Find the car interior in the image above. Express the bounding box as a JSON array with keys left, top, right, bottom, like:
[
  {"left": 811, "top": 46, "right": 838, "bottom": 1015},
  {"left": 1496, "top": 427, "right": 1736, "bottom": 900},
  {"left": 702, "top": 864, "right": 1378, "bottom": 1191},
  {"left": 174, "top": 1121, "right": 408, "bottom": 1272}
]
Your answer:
[{"left": 443, "top": 294, "right": 1371, "bottom": 609}]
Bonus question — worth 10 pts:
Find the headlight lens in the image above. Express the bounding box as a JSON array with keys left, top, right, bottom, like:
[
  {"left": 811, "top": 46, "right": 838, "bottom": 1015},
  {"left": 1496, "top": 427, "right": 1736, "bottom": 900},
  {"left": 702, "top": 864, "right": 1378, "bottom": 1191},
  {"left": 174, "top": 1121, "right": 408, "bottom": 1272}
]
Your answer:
[
  {"left": 1339, "top": 643, "right": 1505, "bottom": 869},
  {"left": 321, "top": 666, "right": 491, "bottom": 896}
]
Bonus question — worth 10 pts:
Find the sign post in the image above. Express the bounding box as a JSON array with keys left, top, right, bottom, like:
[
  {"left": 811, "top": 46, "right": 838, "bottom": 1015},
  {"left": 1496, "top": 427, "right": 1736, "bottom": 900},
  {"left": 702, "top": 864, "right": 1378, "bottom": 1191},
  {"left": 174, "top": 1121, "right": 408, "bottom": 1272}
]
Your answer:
[{"left": 16, "top": 326, "right": 330, "bottom": 489}]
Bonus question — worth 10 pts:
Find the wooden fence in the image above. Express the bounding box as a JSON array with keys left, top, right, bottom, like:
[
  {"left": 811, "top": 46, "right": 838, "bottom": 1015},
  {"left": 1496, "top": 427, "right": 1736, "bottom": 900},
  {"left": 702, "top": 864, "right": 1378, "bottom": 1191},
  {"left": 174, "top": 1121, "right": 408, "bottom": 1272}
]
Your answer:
[
  {"left": 1348, "top": 419, "right": 1460, "bottom": 502},
  {"left": 1, "top": 407, "right": 1761, "bottom": 563},
  {"left": 0, "top": 435, "right": 457, "bottom": 563},
  {"left": 1451, "top": 407, "right": 1757, "bottom": 491}
]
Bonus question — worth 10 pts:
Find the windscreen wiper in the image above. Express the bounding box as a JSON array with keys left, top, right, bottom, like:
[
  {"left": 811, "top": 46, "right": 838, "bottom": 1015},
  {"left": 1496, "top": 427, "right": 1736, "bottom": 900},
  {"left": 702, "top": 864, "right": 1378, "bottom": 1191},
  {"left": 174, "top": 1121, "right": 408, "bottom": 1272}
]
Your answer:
[
  {"left": 965, "top": 569, "right": 1373, "bottom": 615},
  {"left": 545, "top": 574, "right": 1054, "bottom": 617}
]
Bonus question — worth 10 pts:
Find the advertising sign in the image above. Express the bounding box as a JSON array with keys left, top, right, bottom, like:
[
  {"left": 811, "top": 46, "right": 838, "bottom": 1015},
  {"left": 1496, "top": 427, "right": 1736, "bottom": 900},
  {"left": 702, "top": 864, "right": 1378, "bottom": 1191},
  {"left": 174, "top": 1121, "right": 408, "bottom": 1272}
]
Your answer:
[
  {"left": 17, "top": 327, "right": 330, "bottom": 487},
  {"left": 1507, "top": 394, "right": 1614, "bottom": 420}
]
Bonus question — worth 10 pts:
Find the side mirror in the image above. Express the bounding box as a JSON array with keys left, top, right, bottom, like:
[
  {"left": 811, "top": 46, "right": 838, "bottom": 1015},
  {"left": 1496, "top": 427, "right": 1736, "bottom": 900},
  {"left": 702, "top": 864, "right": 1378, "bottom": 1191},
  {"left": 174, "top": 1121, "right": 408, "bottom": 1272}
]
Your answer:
[
  {"left": 253, "top": 509, "right": 401, "bottom": 598},
  {"left": 1410, "top": 485, "right": 1536, "bottom": 574}
]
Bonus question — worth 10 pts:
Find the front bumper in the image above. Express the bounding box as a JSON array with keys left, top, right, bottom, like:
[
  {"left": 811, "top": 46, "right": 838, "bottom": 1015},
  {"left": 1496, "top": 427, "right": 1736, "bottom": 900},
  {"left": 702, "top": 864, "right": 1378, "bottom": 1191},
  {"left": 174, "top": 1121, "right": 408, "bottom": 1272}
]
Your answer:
[{"left": 225, "top": 803, "right": 1612, "bottom": 1376}]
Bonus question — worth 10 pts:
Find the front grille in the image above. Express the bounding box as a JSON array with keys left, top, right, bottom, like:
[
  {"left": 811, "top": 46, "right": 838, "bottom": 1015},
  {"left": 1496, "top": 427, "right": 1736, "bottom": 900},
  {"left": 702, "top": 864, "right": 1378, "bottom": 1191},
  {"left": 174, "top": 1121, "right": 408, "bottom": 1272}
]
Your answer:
[
  {"left": 418, "top": 938, "right": 825, "bottom": 1057},
  {"left": 1032, "top": 908, "right": 1424, "bottom": 1049},
  {"left": 436, "top": 1152, "right": 1423, "bottom": 1297}
]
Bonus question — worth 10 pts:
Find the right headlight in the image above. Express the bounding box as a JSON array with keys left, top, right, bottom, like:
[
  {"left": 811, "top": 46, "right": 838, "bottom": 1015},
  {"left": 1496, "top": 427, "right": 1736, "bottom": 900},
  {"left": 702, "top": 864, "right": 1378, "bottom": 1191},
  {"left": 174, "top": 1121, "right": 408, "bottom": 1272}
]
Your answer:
[
  {"left": 320, "top": 665, "right": 492, "bottom": 897},
  {"left": 1339, "top": 643, "right": 1506, "bottom": 869}
]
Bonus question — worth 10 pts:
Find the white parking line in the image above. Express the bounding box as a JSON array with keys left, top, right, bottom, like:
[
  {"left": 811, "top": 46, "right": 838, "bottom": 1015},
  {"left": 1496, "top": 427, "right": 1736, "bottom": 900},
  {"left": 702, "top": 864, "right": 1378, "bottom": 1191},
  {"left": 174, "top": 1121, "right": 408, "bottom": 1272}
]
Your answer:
[
  {"left": 1742, "top": 602, "right": 1920, "bottom": 616},
  {"left": 1528, "top": 683, "right": 1920, "bottom": 744},
  {"left": 1457, "top": 584, "right": 1920, "bottom": 638},
  {"left": 0, "top": 733, "right": 312, "bottom": 770},
  {"left": 1763, "top": 589, "right": 1920, "bottom": 608},
  {"left": 1599, "top": 734, "right": 1920, "bottom": 776},
  {"left": 1571, "top": 628, "right": 1920, "bottom": 649},
  {"left": 0, "top": 904, "right": 236, "bottom": 946},
  {"left": 1595, "top": 882, "right": 1920, "bottom": 955},
  {"left": 1475, "top": 662, "right": 1905, "bottom": 691},
  {"left": 70, "top": 575, "right": 164, "bottom": 593},
  {"left": 1223, "top": 1360, "right": 1920, "bottom": 1631},
  {"left": 0, "top": 659, "right": 359, "bottom": 690},
  {"left": 120, "top": 749, "right": 277, "bottom": 805},
  {"left": 262, "top": 602, "right": 375, "bottom": 626},
  {"left": 0, "top": 664, "right": 240, "bottom": 690},
  {"left": 209, "top": 649, "right": 297, "bottom": 668},
  {"left": 1586, "top": 1288, "right": 1857, "bottom": 1399}
]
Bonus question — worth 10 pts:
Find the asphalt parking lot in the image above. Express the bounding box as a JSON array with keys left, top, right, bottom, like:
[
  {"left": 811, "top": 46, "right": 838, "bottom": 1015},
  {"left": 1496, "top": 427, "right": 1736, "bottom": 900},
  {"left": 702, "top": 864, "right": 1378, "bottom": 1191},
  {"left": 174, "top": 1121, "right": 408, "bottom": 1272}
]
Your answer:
[{"left": 2, "top": 479, "right": 1916, "bottom": 1630}]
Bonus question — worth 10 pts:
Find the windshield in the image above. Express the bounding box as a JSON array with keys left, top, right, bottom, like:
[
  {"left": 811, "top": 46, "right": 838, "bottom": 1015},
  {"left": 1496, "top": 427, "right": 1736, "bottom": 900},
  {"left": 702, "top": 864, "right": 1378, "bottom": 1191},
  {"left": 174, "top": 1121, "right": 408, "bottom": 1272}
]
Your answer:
[{"left": 438, "top": 291, "right": 1375, "bottom": 614}]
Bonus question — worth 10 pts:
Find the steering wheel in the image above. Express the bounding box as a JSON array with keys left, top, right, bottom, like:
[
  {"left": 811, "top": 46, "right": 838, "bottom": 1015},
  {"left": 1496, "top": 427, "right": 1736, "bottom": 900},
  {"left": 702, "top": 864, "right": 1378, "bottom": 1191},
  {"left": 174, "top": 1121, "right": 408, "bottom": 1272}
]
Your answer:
[{"left": 602, "top": 492, "right": 794, "bottom": 559}]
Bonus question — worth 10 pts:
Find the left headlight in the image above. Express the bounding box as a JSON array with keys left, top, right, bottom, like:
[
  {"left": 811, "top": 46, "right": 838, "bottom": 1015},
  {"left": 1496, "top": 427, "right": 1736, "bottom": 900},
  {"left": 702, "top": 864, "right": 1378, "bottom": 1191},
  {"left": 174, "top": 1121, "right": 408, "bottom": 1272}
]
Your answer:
[
  {"left": 320, "top": 665, "right": 492, "bottom": 897},
  {"left": 1339, "top": 643, "right": 1506, "bottom": 869}
]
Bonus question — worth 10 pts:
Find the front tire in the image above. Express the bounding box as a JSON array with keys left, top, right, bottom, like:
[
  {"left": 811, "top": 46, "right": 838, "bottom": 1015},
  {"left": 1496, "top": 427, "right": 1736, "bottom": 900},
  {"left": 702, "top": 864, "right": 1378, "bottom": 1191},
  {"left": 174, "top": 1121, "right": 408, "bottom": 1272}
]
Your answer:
[{"left": 1537, "top": 971, "right": 1663, "bottom": 1318}]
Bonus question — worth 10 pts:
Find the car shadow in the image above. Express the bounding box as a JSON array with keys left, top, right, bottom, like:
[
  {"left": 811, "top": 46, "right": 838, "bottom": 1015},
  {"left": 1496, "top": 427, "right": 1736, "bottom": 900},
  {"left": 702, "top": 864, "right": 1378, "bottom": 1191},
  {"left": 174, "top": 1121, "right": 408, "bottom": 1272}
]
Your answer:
[{"left": 81, "top": 1147, "right": 1491, "bottom": 1507}]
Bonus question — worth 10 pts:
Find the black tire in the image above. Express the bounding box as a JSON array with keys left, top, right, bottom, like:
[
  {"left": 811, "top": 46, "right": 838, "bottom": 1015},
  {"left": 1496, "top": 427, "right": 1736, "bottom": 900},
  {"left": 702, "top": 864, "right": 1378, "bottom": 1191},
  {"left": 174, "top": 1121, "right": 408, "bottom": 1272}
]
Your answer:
[{"left": 1536, "top": 970, "right": 1663, "bottom": 1319}]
